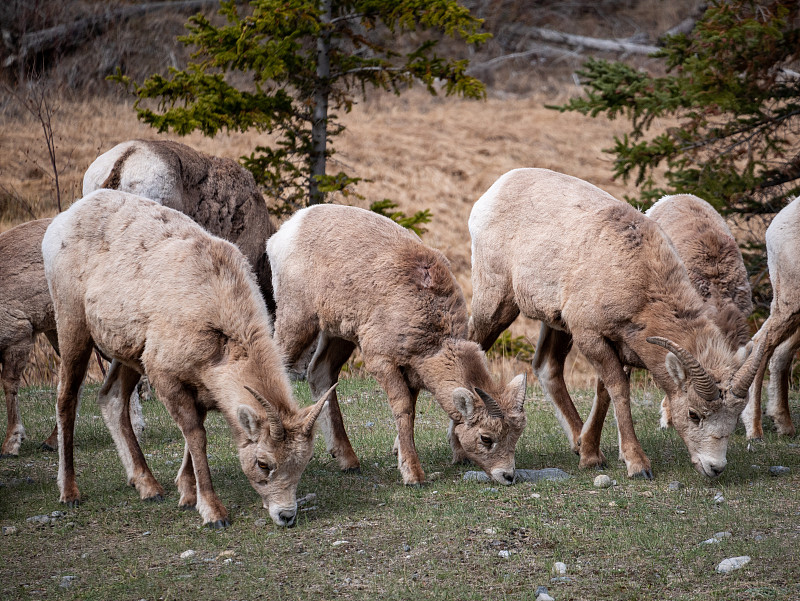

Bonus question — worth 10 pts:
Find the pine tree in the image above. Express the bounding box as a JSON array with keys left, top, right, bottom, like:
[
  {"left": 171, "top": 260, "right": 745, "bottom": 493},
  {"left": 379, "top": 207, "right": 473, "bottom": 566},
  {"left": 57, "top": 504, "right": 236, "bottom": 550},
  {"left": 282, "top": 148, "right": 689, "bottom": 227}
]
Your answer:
[
  {"left": 113, "top": 0, "right": 488, "bottom": 217},
  {"left": 553, "top": 0, "right": 800, "bottom": 217}
]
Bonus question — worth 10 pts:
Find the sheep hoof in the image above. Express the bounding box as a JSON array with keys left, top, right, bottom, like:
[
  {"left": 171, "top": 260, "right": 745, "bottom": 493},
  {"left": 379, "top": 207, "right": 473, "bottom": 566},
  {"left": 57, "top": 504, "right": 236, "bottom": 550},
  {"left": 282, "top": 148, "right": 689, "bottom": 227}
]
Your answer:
[
  {"left": 145, "top": 494, "right": 164, "bottom": 503},
  {"left": 341, "top": 466, "right": 361, "bottom": 474},
  {"left": 40, "top": 442, "right": 56, "bottom": 452},
  {"left": 0, "top": 452, "right": 18, "bottom": 459},
  {"left": 63, "top": 499, "right": 81, "bottom": 508},
  {"left": 206, "top": 518, "right": 230, "bottom": 530},
  {"left": 404, "top": 480, "right": 430, "bottom": 488},
  {"left": 632, "top": 469, "right": 653, "bottom": 480},
  {"left": 179, "top": 503, "right": 197, "bottom": 511}
]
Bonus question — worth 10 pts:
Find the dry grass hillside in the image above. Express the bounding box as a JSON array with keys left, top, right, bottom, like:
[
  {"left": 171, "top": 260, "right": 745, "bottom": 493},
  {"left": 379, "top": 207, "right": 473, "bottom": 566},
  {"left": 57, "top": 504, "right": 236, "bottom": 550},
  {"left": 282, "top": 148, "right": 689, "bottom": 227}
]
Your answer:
[{"left": 0, "top": 85, "right": 646, "bottom": 386}]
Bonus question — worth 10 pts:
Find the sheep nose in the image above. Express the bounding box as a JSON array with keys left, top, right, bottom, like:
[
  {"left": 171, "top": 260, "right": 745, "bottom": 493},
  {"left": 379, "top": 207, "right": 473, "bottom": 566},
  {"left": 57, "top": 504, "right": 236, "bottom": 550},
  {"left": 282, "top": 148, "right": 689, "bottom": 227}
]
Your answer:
[
  {"left": 501, "top": 471, "right": 515, "bottom": 485},
  {"left": 279, "top": 510, "right": 297, "bottom": 528},
  {"left": 709, "top": 463, "right": 726, "bottom": 477}
]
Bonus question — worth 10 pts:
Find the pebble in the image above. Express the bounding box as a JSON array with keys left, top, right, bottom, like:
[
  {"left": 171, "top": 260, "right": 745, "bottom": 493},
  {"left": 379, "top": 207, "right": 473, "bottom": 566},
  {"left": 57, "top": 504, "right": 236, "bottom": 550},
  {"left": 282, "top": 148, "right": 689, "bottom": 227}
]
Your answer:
[
  {"left": 254, "top": 518, "right": 268, "bottom": 528},
  {"left": 365, "top": 422, "right": 374, "bottom": 427},
  {"left": 536, "top": 594, "right": 555, "bottom": 601},
  {"left": 667, "top": 481, "right": 683, "bottom": 491},
  {"left": 552, "top": 561, "right": 567, "bottom": 575},
  {"left": 484, "top": 528, "right": 497, "bottom": 535},
  {"left": 713, "top": 492, "right": 725, "bottom": 504},
  {"left": 463, "top": 468, "right": 570, "bottom": 483},
  {"left": 593, "top": 474, "right": 613, "bottom": 488},
  {"left": 498, "top": 550, "right": 511, "bottom": 558},
  {"left": 297, "top": 493, "right": 317, "bottom": 507},
  {"left": 2, "top": 526, "right": 17, "bottom": 535},
  {"left": 769, "top": 466, "right": 790, "bottom": 476},
  {"left": 550, "top": 576, "right": 573, "bottom": 584},
  {"left": 402, "top": 544, "right": 411, "bottom": 552},
  {"left": 332, "top": 540, "right": 349, "bottom": 547},
  {"left": 534, "top": 586, "right": 549, "bottom": 596},
  {"left": 716, "top": 556, "right": 751, "bottom": 573},
  {"left": 59, "top": 575, "right": 76, "bottom": 588},
  {"left": 180, "top": 550, "right": 196, "bottom": 559},
  {"left": 26, "top": 514, "right": 51, "bottom": 525}
]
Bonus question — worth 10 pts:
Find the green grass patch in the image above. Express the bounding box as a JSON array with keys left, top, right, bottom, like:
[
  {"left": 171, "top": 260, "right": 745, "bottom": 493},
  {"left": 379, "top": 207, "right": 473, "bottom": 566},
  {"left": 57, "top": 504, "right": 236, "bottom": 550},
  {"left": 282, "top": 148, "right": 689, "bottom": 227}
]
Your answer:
[{"left": 1, "top": 378, "right": 798, "bottom": 600}]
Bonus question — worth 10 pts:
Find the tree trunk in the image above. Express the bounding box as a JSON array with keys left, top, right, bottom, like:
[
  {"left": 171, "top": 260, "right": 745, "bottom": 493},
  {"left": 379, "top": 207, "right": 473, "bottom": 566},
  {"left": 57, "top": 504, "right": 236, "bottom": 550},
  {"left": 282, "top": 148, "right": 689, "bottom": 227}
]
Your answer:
[{"left": 309, "top": 0, "right": 332, "bottom": 206}]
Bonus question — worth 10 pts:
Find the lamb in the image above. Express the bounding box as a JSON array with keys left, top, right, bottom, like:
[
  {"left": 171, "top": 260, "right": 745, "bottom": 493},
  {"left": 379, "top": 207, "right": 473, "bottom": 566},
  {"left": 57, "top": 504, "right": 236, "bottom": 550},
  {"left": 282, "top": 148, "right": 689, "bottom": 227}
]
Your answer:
[
  {"left": 1, "top": 219, "right": 143, "bottom": 457},
  {"left": 741, "top": 196, "right": 800, "bottom": 439},
  {"left": 43, "top": 189, "right": 332, "bottom": 528},
  {"left": 645, "top": 194, "right": 753, "bottom": 428},
  {"left": 82, "top": 139, "right": 277, "bottom": 314},
  {"left": 267, "top": 204, "right": 527, "bottom": 486},
  {"left": 468, "top": 168, "right": 764, "bottom": 479}
]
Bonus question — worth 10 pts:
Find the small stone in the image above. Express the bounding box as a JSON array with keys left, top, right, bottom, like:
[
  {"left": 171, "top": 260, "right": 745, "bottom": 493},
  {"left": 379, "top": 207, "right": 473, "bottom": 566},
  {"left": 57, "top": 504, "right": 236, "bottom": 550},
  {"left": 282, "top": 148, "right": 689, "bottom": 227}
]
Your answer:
[
  {"left": 668, "top": 481, "right": 683, "bottom": 491},
  {"left": 713, "top": 492, "right": 725, "bottom": 504},
  {"left": 141, "top": 531, "right": 151, "bottom": 536},
  {"left": 550, "top": 576, "right": 573, "bottom": 584},
  {"left": 59, "top": 575, "right": 76, "bottom": 588},
  {"left": 26, "top": 514, "right": 51, "bottom": 525},
  {"left": 498, "top": 550, "right": 511, "bottom": 558},
  {"left": 484, "top": 528, "right": 497, "bottom": 535},
  {"left": 2, "top": 526, "right": 17, "bottom": 535},
  {"left": 50, "top": 511, "right": 65, "bottom": 518},
  {"left": 402, "top": 544, "right": 411, "bottom": 552},
  {"left": 713, "top": 531, "right": 732, "bottom": 540},
  {"left": 593, "top": 474, "right": 613, "bottom": 488},
  {"left": 297, "top": 493, "right": 317, "bottom": 506},
  {"left": 536, "top": 594, "right": 555, "bottom": 601},
  {"left": 180, "top": 550, "right": 196, "bottom": 559},
  {"left": 332, "top": 540, "right": 349, "bottom": 547},
  {"left": 365, "top": 422, "right": 375, "bottom": 427},
  {"left": 463, "top": 468, "right": 570, "bottom": 484},
  {"left": 700, "top": 538, "right": 719, "bottom": 545},
  {"left": 534, "top": 586, "right": 549, "bottom": 596},
  {"left": 216, "top": 550, "right": 235, "bottom": 560},
  {"left": 716, "top": 556, "right": 751, "bottom": 573},
  {"left": 552, "top": 561, "right": 567, "bottom": 575},
  {"left": 254, "top": 518, "right": 268, "bottom": 527},
  {"left": 769, "top": 466, "right": 790, "bottom": 476},
  {"left": 427, "top": 471, "right": 443, "bottom": 481},
  {"left": 530, "top": 493, "right": 541, "bottom": 499},
  {"left": 640, "top": 490, "right": 653, "bottom": 498}
]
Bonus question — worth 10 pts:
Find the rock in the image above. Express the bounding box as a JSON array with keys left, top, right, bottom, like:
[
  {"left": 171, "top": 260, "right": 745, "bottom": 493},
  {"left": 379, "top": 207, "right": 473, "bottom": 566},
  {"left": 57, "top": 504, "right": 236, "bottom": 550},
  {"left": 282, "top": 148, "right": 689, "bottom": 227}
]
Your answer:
[
  {"left": 550, "top": 576, "right": 573, "bottom": 584},
  {"left": 668, "top": 481, "right": 683, "bottom": 491},
  {"left": 593, "top": 474, "right": 613, "bottom": 488},
  {"left": 700, "top": 531, "right": 732, "bottom": 545},
  {"left": 332, "top": 540, "right": 349, "bottom": 547},
  {"left": 498, "top": 550, "right": 511, "bottom": 558},
  {"left": 463, "top": 468, "right": 570, "bottom": 483},
  {"left": 552, "top": 561, "right": 567, "bottom": 575},
  {"left": 402, "top": 544, "right": 411, "bottom": 552},
  {"left": 216, "top": 550, "right": 235, "bottom": 560},
  {"left": 180, "top": 550, "right": 196, "bottom": 559},
  {"left": 769, "top": 466, "right": 790, "bottom": 476},
  {"left": 254, "top": 518, "right": 268, "bottom": 527},
  {"left": 534, "top": 586, "right": 549, "bottom": 596},
  {"left": 2, "top": 525, "right": 17, "bottom": 535},
  {"left": 716, "top": 556, "right": 751, "bottom": 573},
  {"left": 484, "top": 528, "right": 497, "bottom": 535},
  {"left": 59, "top": 575, "right": 76, "bottom": 588},
  {"left": 536, "top": 594, "right": 555, "bottom": 601},
  {"left": 297, "top": 493, "right": 317, "bottom": 506},
  {"left": 26, "top": 514, "right": 51, "bottom": 525},
  {"left": 713, "top": 492, "right": 725, "bottom": 504}
]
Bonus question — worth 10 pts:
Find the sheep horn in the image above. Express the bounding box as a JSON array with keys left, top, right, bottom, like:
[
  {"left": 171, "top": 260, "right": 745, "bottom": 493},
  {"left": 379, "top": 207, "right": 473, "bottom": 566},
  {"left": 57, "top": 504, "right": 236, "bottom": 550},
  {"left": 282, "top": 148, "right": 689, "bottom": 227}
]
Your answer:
[
  {"left": 475, "top": 388, "right": 505, "bottom": 419},
  {"left": 646, "top": 336, "right": 720, "bottom": 402},
  {"left": 244, "top": 385, "right": 285, "bottom": 442},
  {"left": 729, "top": 333, "right": 769, "bottom": 398},
  {"left": 513, "top": 372, "right": 527, "bottom": 413},
  {"left": 302, "top": 383, "right": 337, "bottom": 437}
]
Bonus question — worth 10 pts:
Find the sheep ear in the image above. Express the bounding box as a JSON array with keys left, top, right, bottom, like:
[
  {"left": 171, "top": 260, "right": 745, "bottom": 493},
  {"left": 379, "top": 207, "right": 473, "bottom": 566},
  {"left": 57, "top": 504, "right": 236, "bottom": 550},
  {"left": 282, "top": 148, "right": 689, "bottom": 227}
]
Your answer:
[
  {"left": 665, "top": 352, "right": 686, "bottom": 387},
  {"left": 452, "top": 388, "right": 474, "bottom": 421},
  {"left": 237, "top": 405, "right": 261, "bottom": 442}
]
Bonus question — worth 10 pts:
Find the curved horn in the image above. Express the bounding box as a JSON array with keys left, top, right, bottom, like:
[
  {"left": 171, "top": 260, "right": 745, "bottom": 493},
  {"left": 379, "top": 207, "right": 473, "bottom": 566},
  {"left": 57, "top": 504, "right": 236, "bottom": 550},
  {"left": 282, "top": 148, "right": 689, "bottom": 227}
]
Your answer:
[
  {"left": 475, "top": 388, "right": 505, "bottom": 419},
  {"left": 646, "top": 337, "right": 720, "bottom": 402},
  {"left": 730, "top": 333, "right": 769, "bottom": 398},
  {"left": 302, "top": 383, "right": 337, "bottom": 437},
  {"left": 512, "top": 373, "right": 527, "bottom": 413},
  {"left": 244, "top": 385, "right": 285, "bottom": 442}
]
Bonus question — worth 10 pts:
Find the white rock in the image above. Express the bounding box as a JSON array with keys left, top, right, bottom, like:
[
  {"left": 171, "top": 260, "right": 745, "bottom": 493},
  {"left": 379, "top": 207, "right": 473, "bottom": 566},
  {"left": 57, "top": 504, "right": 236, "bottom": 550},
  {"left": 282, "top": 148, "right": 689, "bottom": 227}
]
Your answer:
[
  {"left": 593, "top": 474, "right": 613, "bottom": 488},
  {"left": 552, "top": 561, "right": 567, "bottom": 575},
  {"left": 536, "top": 594, "right": 555, "bottom": 601},
  {"left": 332, "top": 540, "right": 349, "bottom": 547},
  {"left": 498, "top": 550, "right": 511, "bottom": 558},
  {"left": 716, "top": 556, "right": 751, "bottom": 573},
  {"left": 180, "top": 550, "right": 196, "bottom": 559}
]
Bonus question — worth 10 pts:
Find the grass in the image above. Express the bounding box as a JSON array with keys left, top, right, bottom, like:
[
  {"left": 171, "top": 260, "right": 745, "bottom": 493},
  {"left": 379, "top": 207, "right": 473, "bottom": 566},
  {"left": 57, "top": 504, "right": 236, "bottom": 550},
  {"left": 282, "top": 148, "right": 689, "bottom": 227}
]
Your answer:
[{"left": 1, "top": 377, "right": 799, "bottom": 600}]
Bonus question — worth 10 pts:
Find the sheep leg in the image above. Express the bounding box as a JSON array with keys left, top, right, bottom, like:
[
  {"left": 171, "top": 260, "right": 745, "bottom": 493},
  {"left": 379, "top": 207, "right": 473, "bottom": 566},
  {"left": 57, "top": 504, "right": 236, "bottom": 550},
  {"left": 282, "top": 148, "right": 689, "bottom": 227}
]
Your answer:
[
  {"left": 468, "top": 283, "right": 520, "bottom": 351},
  {"left": 1, "top": 340, "right": 31, "bottom": 457},
  {"left": 175, "top": 421, "right": 202, "bottom": 510},
  {"left": 576, "top": 332, "right": 652, "bottom": 479},
  {"left": 55, "top": 331, "right": 94, "bottom": 506},
  {"left": 577, "top": 376, "right": 610, "bottom": 469},
  {"left": 532, "top": 323, "right": 584, "bottom": 453},
  {"left": 97, "top": 360, "right": 164, "bottom": 501},
  {"left": 367, "top": 357, "right": 425, "bottom": 485},
  {"left": 156, "top": 377, "right": 228, "bottom": 527},
  {"left": 307, "top": 333, "right": 360, "bottom": 471},
  {"left": 765, "top": 329, "right": 800, "bottom": 437},
  {"left": 38, "top": 330, "right": 61, "bottom": 450}
]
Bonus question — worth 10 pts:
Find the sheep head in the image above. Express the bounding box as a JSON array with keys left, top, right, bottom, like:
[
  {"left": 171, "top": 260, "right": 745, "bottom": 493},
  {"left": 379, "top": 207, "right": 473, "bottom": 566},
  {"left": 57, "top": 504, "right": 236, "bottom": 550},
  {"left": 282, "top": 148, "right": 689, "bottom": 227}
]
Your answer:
[
  {"left": 237, "top": 384, "right": 334, "bottom": 527},
  {"left": 447, "top": 373, "right": 527, "bottom": 485},
  {"left": 647, "top": 335, "right": 766, "bottom": 478}
]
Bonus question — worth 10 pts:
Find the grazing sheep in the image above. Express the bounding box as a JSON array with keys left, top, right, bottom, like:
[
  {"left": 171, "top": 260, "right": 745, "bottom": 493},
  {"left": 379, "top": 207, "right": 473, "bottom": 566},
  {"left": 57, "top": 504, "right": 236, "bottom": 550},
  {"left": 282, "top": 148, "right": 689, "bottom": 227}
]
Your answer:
[
  {"left": 469, "top": 169, "right": 764, "bottom": 479},
  {"left": 646, "top": 194, "right": 753, "bottom": 428},
  {"left": 43, "top": 190, "right": 331, "bottom": 528},
  {"left": 742, "top": 196, "right": 800, "bottom": 439},
  {"left": 268, "top": 204, "right": 527, "bottom": 486},
  {"left": 82, "top": 139, "right": 277, "bottom": 315}
]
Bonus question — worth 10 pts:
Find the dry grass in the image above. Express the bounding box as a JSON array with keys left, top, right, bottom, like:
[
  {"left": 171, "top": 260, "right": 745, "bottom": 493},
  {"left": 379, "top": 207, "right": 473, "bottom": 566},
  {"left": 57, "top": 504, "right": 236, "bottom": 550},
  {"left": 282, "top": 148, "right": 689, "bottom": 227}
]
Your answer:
[{"left": 0, "top": 84, "right": 659, "bottom": 387}]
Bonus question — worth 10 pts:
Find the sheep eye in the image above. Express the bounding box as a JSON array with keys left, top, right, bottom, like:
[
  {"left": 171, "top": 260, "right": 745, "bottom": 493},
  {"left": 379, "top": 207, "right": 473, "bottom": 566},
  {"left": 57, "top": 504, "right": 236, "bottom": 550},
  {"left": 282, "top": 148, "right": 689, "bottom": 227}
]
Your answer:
[
  {"left": 688, "top": 410, "right": 702, "bottom": 424},
  {"left": 256, "top": 460, "right": 274, "bottom": 472},
  {"left": 480, "top": 435, "right": 493, "bottom": 447}
]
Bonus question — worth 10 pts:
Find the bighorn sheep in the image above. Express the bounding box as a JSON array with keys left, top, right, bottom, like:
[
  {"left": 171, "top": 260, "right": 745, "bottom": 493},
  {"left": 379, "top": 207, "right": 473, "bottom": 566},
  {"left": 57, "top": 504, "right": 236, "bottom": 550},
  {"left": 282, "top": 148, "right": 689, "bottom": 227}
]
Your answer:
[
  {"left": 268, "top": 204, "right": 527, "bottom": 486},
  {"left": 83, "top": 139, "right": 277, "bottom": 315},
  {"left": 1, "top": 219, "right": 144, "bottom": 457},
  {"left": 742, "top": 196, "right": 800, "bottom": 439},
  {"left": 43, "top": 190, "right": 331, "bottom": 528},
  {"left": 468, "top": 168, "right": 764, "bottom": 479},
  {"left": 646, "top": 194, "right": 753, "bottom": 428}
]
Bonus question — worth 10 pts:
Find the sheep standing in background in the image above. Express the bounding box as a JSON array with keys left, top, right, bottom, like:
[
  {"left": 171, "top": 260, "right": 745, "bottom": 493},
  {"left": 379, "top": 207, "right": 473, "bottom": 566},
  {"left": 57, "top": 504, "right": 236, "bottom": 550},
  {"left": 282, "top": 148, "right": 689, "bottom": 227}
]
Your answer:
[
  {"left": 742, "top": 197, "right": 800, "bottom": 439},
  {"left": 469, "top": 168, "right": 764, "bottom": 479},
  {"left": 83, "top": 139, "right": 277, "bottom": 315},
  {"left": 646, "top": 194, "right": 753, "bottom": 428},
  {"left": 43, "top": 190, "right": 331, "bottom": 528},
  {"left": 268, "top": 204, "right": 527, "bottom": 486}
]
